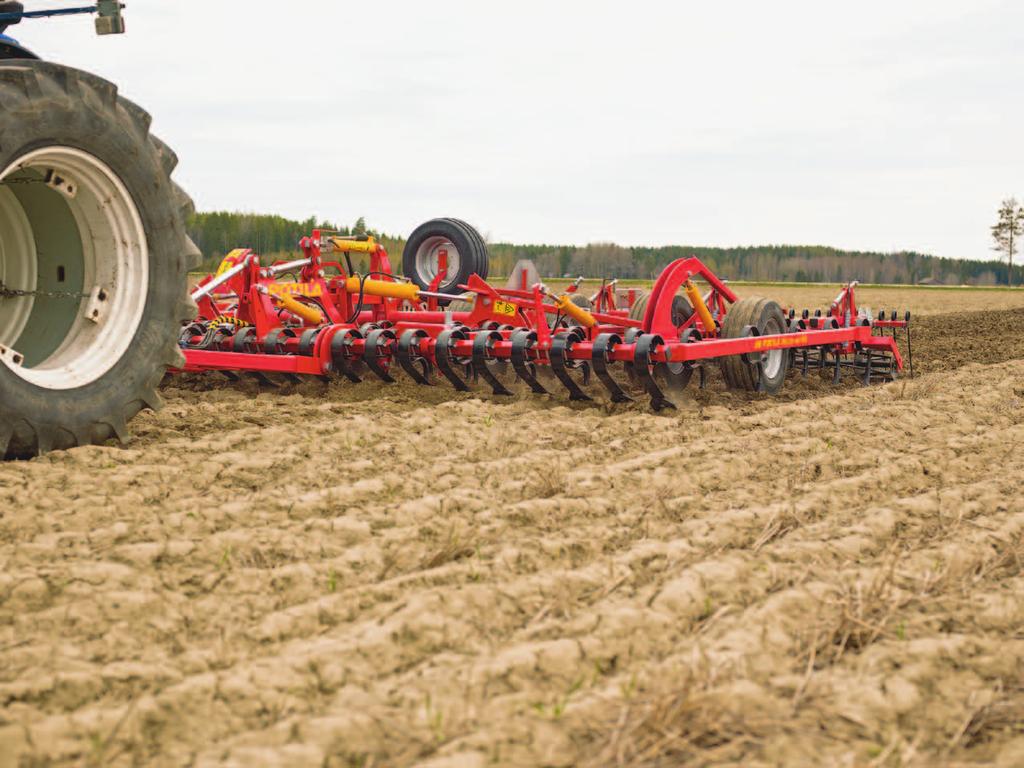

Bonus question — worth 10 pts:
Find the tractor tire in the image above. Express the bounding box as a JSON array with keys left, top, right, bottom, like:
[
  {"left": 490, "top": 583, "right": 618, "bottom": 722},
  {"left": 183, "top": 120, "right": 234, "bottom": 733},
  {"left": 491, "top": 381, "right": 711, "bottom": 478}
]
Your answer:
[
  {"left": 402, "top": 218, "right": 489, "bottom": 298},
  {"left": 0, "top": 60, "right": 199, "bottom": 458},
  {"left": 719, "top": 297, "right": 789, "bottom": 394}
]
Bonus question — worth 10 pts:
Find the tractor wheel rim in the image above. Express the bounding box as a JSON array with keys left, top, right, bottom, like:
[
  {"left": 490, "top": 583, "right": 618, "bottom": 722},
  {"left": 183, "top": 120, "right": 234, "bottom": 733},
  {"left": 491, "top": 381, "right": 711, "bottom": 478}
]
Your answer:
[
  {"left": 0, "top": 146, "right": 148, "bottom": 390},
  {"left": 414, "top": 236, "right": 460, "bottom": 284},
  {"left": 762, "top": 316, "right": 784, "bottom": 379}
]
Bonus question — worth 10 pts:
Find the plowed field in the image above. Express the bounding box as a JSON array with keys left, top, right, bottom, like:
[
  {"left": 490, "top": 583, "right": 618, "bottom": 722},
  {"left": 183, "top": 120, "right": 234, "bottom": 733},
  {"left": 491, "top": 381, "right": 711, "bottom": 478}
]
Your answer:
[{"left": 2, "top": 292, "right": 1023, "bottom": 767}]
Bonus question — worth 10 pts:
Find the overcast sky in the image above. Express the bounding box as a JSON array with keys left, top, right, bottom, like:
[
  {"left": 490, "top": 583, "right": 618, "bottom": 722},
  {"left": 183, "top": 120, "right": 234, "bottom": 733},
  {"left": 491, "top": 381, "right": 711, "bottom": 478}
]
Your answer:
[{"left": 13, "top": 1, "right": 1024, "bottom": 259}]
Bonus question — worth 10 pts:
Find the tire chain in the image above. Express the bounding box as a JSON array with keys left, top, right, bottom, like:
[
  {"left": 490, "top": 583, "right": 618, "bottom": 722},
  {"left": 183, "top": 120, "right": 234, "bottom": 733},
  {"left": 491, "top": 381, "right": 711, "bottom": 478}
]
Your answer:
[{"left": 0, "top": 279, "right": 91, "bottom": 300}]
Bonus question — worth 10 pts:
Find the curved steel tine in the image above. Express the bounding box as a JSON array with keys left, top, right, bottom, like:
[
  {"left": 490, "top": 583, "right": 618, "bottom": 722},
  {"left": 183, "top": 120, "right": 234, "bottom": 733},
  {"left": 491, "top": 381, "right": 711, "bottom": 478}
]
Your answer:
[
  {"left": 472, "top": 330, "right": 514, "bottom": 396},
  {"left": 510, "top": 329, "right": 547, "bottom": 394},
  {"left": 622, "top": 326, "right": 644, "bottom": 385},
  {"left": 592, "top": 333, "right": 632, "bottom": 403},
  {"left": 397, "top": 328, "right": 432, "bottom": 385},
  {"left": 435, "top": 328, "right": 473, "bottom": 392},
  {"left": 363, "top": 328, "right": 397, "bottom": 383},
  {"left": 634, "top": 334, "right": 675, "bottom": 411},
  {"left": 330, "top": 328, "right": 364, "bottom": 382},
  {"left": 550, "top": 328, "right": 592, "bottom": 402}
]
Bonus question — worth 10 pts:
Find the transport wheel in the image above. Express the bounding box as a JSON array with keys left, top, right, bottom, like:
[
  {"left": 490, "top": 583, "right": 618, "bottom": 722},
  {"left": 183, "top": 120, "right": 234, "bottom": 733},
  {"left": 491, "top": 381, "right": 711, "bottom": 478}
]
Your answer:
[
  {"left": 402, "top": 218, "right": 489, "bottom": 298},
  {"left": 441, "top": 217, "right": 489, "bottom": 280},
  {"left": 719, "top": 297, "right": 789, "bottom": 394},
  {"left": 628, "top": 292, "right": 693, "bottom": 326},
  {"left": 0, "top": 61, "right": 199, "bottom": 457}
]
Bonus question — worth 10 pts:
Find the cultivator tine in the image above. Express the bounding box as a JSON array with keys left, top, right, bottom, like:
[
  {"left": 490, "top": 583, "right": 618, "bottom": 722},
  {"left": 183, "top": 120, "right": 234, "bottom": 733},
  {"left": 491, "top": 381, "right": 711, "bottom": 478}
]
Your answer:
[
  {"left": 247, "top": 371, "right": 279, "bottom": 387},
  {"left": 510, "top": 330, "right": 548, "bottom": 394},
  {"left": 832, "top": 349, "right": 842, "bottom": 385},
  {"left": 363, "top": 328, "right": 397, "bottom": 383},
  {"left": 435, "top": 328, "right": 473, "bottom": 392},
  {"left": 592, "top": 333, "right": 632, "bottom": 403},
  {"left": 550, "top": 328, "right": 592, "bottom": 401},
  {"left": 634, "top": 334, "right": 675, "bottom": 411},
  {"left": 472, "top": 330, "right": 514, "bottom": 396},
  {"left": 330, "top": 329, "right": 364, "bottom": 382},
  {"left": 397, "top": 328, "right": 433, "bottom": 385}
]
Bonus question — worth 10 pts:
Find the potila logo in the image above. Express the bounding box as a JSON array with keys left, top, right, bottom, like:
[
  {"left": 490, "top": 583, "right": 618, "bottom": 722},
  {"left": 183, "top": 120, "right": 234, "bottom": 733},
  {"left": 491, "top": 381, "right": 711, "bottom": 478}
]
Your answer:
[{"left": 267, "top": 282, "right": 324, "bottom": 298}]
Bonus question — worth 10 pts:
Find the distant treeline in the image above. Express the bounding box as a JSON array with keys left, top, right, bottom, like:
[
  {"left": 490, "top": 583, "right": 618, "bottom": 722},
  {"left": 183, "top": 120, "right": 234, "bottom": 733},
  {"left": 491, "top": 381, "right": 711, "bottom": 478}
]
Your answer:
[{"left": 187, "top": 211, "right": 1022, "bottom": 286}]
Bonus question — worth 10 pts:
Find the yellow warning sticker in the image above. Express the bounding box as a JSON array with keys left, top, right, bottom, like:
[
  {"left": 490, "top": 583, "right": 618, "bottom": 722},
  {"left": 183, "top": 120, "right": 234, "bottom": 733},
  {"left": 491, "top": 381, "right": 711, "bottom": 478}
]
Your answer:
[{"left": 494, "top": 300, "right": 518, "bottom": 317}]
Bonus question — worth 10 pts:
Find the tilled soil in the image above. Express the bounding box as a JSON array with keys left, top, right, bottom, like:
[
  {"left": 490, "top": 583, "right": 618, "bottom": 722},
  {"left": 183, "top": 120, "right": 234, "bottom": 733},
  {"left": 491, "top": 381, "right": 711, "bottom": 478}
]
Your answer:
[{"left": 1, "top": 308, "right": 1023, "bottom": 767}]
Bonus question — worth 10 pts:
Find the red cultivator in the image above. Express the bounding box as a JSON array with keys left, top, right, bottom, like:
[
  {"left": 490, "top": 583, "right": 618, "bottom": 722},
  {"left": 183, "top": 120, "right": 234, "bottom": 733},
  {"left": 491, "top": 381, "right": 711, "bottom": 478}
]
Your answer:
[{"left": 177, "top": 219, "right": 912, "bottom": 409}]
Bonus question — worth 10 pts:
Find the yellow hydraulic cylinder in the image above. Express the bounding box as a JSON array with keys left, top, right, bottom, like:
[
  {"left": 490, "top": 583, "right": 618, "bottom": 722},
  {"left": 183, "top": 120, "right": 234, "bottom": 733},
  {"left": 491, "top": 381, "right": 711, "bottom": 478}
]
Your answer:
[
  {"left": 344, "top": 276, "right": 421, "bottom": 302},
  {"left": 555, "top": 294, "right": 597, "bottom": 328},
  {"left": 271, "top": 290, "right": 324, "bottom": 325},
  {"left": 684, "top": 280, "right": 716, "bottom": 333},
  {"left": 330, "top": 236, "right": 378, "bottom": 254}
]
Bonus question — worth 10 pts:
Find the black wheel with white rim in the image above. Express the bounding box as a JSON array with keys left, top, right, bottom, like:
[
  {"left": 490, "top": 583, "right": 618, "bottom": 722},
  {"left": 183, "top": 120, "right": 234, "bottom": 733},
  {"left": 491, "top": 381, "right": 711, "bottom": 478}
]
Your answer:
[
  {"left": 719, "top": 297, "right": 789, "bottom": 394},
  {"left": 0, "top": 61, "right": 199, "bottom": 457},
  {"left": 402, "top": 218, "right": 488, "bottom": 299}
]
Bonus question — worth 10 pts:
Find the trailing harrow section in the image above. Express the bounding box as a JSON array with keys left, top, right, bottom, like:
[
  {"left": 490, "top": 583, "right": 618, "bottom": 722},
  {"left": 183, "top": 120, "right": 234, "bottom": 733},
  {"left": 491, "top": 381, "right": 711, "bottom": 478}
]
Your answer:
[{"left": 176, "top": 219, "right": 912, "bottom": 409}]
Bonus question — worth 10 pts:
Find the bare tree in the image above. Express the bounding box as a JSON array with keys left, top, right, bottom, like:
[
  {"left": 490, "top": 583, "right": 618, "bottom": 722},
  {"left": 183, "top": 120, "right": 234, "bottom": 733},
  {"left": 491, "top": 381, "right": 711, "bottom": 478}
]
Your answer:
[{"left": 991, "top": 197, "right": 1024, "bottom": 286}]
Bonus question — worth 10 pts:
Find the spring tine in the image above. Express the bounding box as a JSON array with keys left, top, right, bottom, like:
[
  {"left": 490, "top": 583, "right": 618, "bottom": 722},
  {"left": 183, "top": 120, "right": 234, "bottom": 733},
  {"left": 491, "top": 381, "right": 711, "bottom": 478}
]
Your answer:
[
  {"left": 330, "top": 328, "right": 364, "bottom": 382},
  {"left": 397, "top": 328, "right": 432, "bottom": 385},
  {"left": 634, "top": 334, "right": 675, "bottom": 411},
  {"left": 861, "top": 349, "right": 872, "bottom": 385},
  {"left": 247, "top": 371, "right": 279, "bottom": 387},
  {"left": 592, "top": 333, "right": 632, "bottom": 403},
  {"left": 473, "top": 330, "right": 514, "bottom": 396},
  {"left": 550, "top": 328, "right": 592, "bottom": 402},
  {"left": 510, "top": 329, "right": 547, "bottom": 394},
  {"left": 435, "top": 328, "right": 473, "bottom": 392},
  {"left": 622, "top": 327, "right": 644, "bottom": 385},
  {"left": 363, "top": 328, "right": 397, "bottom": 383}
]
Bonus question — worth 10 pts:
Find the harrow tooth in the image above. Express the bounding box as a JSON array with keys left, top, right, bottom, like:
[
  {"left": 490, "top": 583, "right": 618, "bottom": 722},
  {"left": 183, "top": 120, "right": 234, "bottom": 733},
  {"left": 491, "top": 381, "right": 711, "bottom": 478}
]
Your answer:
[
  {"left": 472, "top": 330, "right": 514, "bottom": 396},
  {"left": 330, "top": 328, "right": 364, "bottom": 383},
  {"left": 510, "top": 330, "right": 548, "bottom": 394},
  {"left": 435, "top": 328, "right": 474, "bottom": 392},
  {"left": 363, "top": 328, "right": 398, "bottom": 383},
  {"left": 592, "top": 333, "right": 632, "bottom": 403},
  {"left": 861, "top": 349, "right": 873, "bottom": 385},
  {"left": 550, "top": 328, "right": 592, "bottom": 402},
  {"left": 397, "top": 328, "right": 433, "bottom": 385},
  {"left": 633, "top": 334, "right": 676, "bottom": 411}
]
